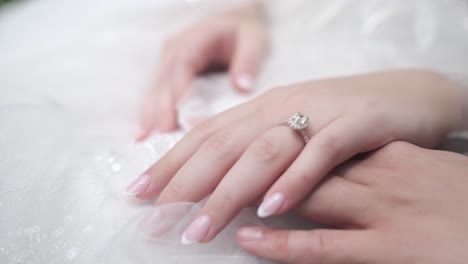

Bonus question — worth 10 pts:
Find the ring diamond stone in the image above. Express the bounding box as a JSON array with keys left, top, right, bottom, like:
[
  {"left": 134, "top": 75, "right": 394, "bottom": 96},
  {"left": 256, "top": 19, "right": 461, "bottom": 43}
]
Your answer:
[
  {"left": 288, "top": 113, "right": 310, "bottom": 130},
  {"left": 280, "top": 112, "right": 311, "bottom": 144}
]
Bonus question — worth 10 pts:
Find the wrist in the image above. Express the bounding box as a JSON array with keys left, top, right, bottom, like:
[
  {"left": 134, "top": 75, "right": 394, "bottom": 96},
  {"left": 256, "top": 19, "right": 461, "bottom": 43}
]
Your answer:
[
  {"left": 442, "top": 73, "right": 468, "bottom": 143},
  {"left": 405, "top": 70, "right": 466, "bottom": 146},
  {"left": 446, "top": 74, "right": 468, "bottom": 130}
]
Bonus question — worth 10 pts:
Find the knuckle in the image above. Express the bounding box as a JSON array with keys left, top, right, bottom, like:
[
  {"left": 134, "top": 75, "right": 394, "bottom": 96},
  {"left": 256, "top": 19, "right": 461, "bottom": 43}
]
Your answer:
[
  {"left": 188, "top": 119, "right": 216, "bottom": 141},
  {"left": 193, "top": 119, "right": 216, "bottom": 134},
  {"left": 387, "top": 189, "right": 414, "bottom": 208},
  {"left": 379, "top": 141, "right": 417, "bottom": 163},
  {"left": 217, "top": 191, "right": 235, "bottom": 213},
  {"left": 384, "top": 141, "right": 414, "bottom": 153},
  {"left": 205, "top": 129, "right": 234, "bottom": 157},
  {"left": 270, "top": 231, "right": 292, "bottom": 258},
  {"left": 250, "top": 133, "right": 281, "bottom": 162},
  {"left": 383, "top": 141, "right": 419, "bottom": 166},
  {"left": 160, "top": 181, "right": 185, "bottom": 203},
  {"left": 309, "top": 230, "right": 331, "bottom": 263}
]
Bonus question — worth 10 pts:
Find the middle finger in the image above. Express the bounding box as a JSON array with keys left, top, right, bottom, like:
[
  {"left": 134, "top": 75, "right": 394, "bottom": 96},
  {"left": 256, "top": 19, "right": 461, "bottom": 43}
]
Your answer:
[
  {"left": 155, "top": 116, "right": 271, "bottom": 205},
  {"left": 181, "top": 125, "right": 304, "bottom": 244}
]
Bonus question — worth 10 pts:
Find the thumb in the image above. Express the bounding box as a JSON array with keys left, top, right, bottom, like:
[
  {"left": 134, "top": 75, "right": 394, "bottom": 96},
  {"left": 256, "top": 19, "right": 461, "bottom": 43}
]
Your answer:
[
  {"left": 230, "top": 23, "right": 268, "bottom": 93},
  {"left": 237, "top": 227, "right": 372, "bottom": 264}
]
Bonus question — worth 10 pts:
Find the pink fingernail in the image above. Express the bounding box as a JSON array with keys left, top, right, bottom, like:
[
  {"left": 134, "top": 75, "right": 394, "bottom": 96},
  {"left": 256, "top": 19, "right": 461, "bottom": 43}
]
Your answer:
[
  {"left": 236, "top": 73, "right": 255, "bottom": 92},
  {"left": 139, "top": 208, "right": 165, "bottom": 236},
  {"left": 135, "top": 128, "right": 148, "bottom": 142},
  {"left": 123, "top": 174, "right": 151, "bottom": 197},
  {"left": 140, "top": 205, "right": 194, "bottom": 237},
  {"left": 257, "top": 192, "right": 284, "bottom": 218},
  {"left": 135, "top": 127, "right": 162, "bottom": 142},
  {"left": 181, "top": 215, "right": 211, "bottom": 245},
  {"left": 238, "top": 227, "right": 263, "bottom": 242}
]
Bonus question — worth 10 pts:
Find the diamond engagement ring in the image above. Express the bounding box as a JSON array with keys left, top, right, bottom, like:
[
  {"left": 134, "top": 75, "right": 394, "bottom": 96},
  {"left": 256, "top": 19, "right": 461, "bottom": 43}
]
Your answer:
[{"left": 279, "top": 113, "right": 311, "bottom": 144}]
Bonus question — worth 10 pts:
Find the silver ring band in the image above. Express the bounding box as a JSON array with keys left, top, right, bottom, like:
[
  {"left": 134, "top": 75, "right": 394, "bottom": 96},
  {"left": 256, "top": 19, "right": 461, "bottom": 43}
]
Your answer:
[{"left": 279, "top": 113, "right": 311, "bottom": 144}]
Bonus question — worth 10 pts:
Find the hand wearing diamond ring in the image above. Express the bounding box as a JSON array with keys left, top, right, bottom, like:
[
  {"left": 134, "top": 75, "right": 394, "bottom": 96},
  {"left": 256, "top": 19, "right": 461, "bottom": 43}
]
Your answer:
[{"left": 125, "top": 70, "right": 464, "bottom": 244}]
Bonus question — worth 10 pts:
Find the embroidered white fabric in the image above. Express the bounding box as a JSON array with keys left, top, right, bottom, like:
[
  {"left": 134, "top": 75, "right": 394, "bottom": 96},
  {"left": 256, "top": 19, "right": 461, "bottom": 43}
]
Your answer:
[{"left": 0, "top": 0, "right": 467, "bottom": 263}]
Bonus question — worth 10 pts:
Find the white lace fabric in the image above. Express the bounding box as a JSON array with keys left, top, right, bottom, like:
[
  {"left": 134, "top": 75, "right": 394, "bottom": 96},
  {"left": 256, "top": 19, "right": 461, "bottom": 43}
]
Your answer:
[{"left": 0, "top": 0, "right": 467, "bottom": 263}]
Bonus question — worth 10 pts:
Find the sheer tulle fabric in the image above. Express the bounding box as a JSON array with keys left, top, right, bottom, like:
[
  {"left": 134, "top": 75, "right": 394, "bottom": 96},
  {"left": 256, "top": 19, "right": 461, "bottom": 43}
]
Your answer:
[
  {"left": 0, "top": 0, "right": 467, "bottom": 263},
  {"left": 104, "top": 203, "right": 273, "bottom": 264}
]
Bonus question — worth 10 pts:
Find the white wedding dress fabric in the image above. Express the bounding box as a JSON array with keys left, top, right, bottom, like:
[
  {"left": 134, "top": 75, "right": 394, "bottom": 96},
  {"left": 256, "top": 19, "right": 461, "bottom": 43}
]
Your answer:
[{"left": 0, "top": 0, "right": 467, "bottom": 263}]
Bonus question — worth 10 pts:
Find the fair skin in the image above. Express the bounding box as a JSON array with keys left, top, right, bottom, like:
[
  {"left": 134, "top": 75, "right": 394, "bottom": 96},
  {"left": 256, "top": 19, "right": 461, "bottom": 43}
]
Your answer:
[
  {"left": 126, "top": 69, "right": 464, "bottom": 244},
  {"left": 137, "top": 2, "right": 268, "bottom": 140},
  {"left": 126, "top": 1, "right": 467, "bottom": 260},
  {"left": 237, "top": 141, "right": 468, "bottom": 264}
]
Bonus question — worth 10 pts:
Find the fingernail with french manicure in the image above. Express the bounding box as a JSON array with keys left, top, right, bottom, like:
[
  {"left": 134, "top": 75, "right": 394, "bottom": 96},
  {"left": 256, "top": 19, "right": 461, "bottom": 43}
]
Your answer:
[
  {"left": 123, "top": 174, "right": 151, "bottom": 197},
  {"left": 139, "top": 208, "right": 162, "bottom": 232},
  {"left": 236, "top": 73, "right": 255, "bottom": 92},
  {"left": 181, "top": 215, "right": 211, "bottom": 245},
  {"left": 139, "top": 208, "right": 173, "bottom": 237},
  {"left": 257, "top": 192, "right": 284, "bottom": 218}
]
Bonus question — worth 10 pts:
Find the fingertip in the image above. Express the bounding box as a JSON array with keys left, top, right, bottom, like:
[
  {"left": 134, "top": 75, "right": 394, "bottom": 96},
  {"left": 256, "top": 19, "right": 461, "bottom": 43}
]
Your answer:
[
  {"left": 140, "top": 105, "right": 178, "bottom": 138},
  {"left": 180, "top": 214, "right": 212, "bottom": 245},
  {"left": 141, "top": 86, "right": 179, "bottom": 135},
  {"left": 157, "top": 114, "right": 179, "bottom": 132},
  {"left": 181, "top": 232, "right": 194, "bottom": 245},
  {"left": 122, "top": 173, "right": 151, "bottom": 198},
  {"left": 230, "top": 25, "right": 266, "bottom": 93},
  {"left": 136, "top": 177, "right": 163, "bottom": 200},
  {"left": 135, "top": 127, "right": 152, "bottom": 142},
  {"left": 156, "top": 98, "right": 179, "bottom": 132},
  {"left": 237, "top": 227, "right": 274, "bottom": 259},
  {"left": 257, "top": 192, "right": 285, "bottom": 218},
  {"left": 231, "top": 72, "right": 256, "bottom": 93},
  {"left": 137, "top": 98, "right": 159, "bottom": 141}
]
